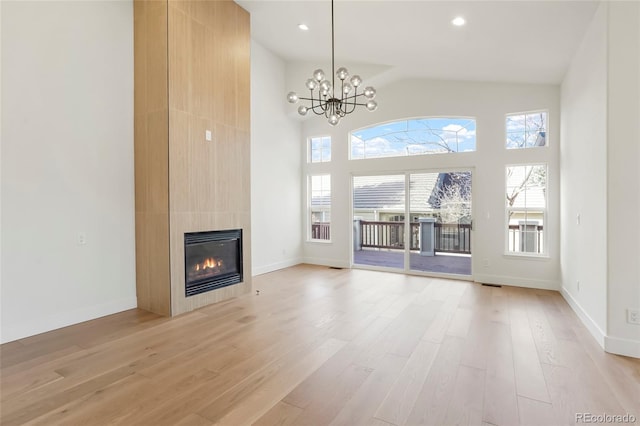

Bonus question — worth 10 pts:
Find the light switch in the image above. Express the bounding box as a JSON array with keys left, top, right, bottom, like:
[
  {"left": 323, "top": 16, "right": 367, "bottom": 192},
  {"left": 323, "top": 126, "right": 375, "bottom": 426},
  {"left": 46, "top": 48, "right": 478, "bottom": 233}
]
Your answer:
[
  {"left": 205, "top": 130, "right": 212, "bottom": 141},
  {"left": 576, "top": 213, "right": 581, "bottom": 225}
]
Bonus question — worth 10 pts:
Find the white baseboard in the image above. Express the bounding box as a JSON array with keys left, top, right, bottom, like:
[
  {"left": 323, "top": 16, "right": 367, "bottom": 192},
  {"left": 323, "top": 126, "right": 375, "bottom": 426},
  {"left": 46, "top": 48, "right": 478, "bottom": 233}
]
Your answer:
[
  {"left": 0, "top": 296, "right": 138, "bottom": 344},
  {"left": 252, "top": 258, "right": 303, "bottom": 276},
  {"left": 560, "top": 286, "right": 606, "bottom": 348},
  {"left": 301, "top": 257, "right": 350, "bottom": 269},
  {"left": 604, "top": 335, "right": 640, "bottom": 358},
  {"left": 473, "top": 273, "right": 559, "bottom": 290}
]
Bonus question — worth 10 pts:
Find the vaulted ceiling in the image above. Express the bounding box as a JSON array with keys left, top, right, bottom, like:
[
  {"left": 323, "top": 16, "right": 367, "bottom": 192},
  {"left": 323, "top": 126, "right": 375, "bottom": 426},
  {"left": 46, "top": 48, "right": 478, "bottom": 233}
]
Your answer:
[{"left": 236, "top": 0, "right": 600, "bottom": 85}]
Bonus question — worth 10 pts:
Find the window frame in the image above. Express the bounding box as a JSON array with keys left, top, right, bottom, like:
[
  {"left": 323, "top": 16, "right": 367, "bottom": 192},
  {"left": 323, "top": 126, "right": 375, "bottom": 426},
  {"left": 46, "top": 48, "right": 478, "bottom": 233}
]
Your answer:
[
  {"left": 308, "top": 174, "right": 332, "bottom": 242},
  {"left": 309, "top": 136, "right": 332, "bottom": 163},
  {"left": 504, "top": 163, "right": 548, "bottom": 257},
  {"left": 505, "top": 110, "right": 549, "bottom": 150},
  {"left": 349, "top": 116, "right": 477, "bottom": 161}
]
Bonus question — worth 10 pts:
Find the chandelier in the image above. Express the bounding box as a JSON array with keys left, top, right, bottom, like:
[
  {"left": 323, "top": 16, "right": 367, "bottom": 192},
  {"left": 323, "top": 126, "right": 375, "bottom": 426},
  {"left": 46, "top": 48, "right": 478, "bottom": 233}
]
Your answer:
[{"left": 286, "top": 0, "right": 378, "bottom": 126}]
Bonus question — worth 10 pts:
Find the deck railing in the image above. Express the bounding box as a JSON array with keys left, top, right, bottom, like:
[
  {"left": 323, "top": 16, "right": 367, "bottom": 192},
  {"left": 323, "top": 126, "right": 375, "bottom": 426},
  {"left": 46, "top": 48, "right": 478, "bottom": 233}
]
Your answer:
[
  {"left": 508, "top": 224, "right": 544, "bottom": 254},
  {"left": 433, "top": 223, "right": 472, "bottom": 254},
  {"left": 358, "top": 221, "right": 472, "bottom": 254},
  {"left": 311, "top": 222, "right": 331, "bottom": 240}
]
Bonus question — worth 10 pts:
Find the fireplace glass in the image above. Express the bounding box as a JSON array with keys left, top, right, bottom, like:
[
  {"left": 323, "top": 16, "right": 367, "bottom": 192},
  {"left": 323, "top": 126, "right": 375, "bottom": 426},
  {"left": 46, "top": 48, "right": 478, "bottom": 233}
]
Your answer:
[{"left": 184, "top": 229, "right": 243, "bottom": 297}]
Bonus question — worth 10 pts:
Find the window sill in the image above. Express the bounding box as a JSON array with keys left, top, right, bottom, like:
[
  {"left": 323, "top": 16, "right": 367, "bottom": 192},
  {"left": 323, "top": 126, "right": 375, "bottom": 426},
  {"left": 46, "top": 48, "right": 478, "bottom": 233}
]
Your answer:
[
  {"left": 503, "top": 253, "right": 550, "bottom": 261},
  {"left": 307, "top": 239, "right": 332, "bottom": 244}
]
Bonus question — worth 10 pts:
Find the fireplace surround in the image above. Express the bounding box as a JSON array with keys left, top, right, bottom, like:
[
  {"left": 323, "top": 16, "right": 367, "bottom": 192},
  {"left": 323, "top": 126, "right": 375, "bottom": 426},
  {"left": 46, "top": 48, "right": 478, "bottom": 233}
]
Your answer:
[{"left": 184, "top": 229, "right": 243, "bottom": 297}]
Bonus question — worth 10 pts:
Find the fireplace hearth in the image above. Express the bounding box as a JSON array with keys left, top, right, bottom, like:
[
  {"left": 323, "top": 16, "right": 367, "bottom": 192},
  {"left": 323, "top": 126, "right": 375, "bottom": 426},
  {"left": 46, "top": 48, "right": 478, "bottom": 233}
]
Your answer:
[{"left": 184, "top": 229, "right": 243, "bottom": 297}]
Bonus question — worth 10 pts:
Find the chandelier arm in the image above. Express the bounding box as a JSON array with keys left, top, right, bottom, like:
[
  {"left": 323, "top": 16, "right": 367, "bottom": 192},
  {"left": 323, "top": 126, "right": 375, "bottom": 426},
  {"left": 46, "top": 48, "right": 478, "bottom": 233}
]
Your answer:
[
  {"left": 341, "top": 92, "right": 367, "bottom": 102},
  {"left": 312, "top": 91, "right": 328, "bottom": 113},
  {"left": 344, "top": 95, "right": 360, "bottom": 113},
  {"left": 310, "top": 105, "right": 327, "bottom": 115}
]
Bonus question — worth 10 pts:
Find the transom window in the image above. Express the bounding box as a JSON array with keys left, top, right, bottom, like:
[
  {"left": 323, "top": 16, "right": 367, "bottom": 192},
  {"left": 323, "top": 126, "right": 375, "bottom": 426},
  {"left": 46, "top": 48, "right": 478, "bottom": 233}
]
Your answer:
[
  {"left": 350, "top": 117, "right": 476, "bottom": 160},
  {"left": 309, "top": 136, "right": 331, "bottom": 163},
  {"left": 506, "top": 111, "right": 548, "bottom": 149}
]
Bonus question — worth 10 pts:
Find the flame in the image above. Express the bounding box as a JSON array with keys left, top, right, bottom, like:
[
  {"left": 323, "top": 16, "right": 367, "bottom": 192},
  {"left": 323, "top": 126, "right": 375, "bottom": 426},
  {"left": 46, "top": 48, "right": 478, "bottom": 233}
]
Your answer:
[{"left": 194, "top": 258, "right": 223, "bottom": 272}]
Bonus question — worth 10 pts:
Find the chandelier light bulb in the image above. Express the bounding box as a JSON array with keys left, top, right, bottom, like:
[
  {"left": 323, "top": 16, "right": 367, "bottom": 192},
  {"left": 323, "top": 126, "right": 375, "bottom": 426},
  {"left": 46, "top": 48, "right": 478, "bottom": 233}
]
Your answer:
[
  {"left": 298, "top": 105, "right": 308, "bottom": 116},
  {"left": 343, "top": 82, "right": 353, "bottom": 94},
  {"left": 350, "top": 75, "right": 362, "bottom": 87},
  {"left": 287, "top": 92, "right": 299, "bottom": 103},
  {"left": 305, "top": 79, "right": 318, "bottom": 90},
  {"left": 452, "top": 16, "right": 466, "bottom": 27},
  {"left": 320, "top": 88, "right": 329, "bottom": 97},
  {"left": 366, "top": 100, "right": 378, "bottom": 111},
  {"left": 363, "top": 86, "right": 376, "bottom": 99},
  {"left": 319, "top": 80, "right": 332, "bottom": 94},
  {"left": 313, "top": 69, "right": 325, "bottom": 82},
  {"left": 336, "top": 67, "right": 349, "bottom": 80},
  {"left": 328, "top": 114, "right": 340, "bottom": 126}
]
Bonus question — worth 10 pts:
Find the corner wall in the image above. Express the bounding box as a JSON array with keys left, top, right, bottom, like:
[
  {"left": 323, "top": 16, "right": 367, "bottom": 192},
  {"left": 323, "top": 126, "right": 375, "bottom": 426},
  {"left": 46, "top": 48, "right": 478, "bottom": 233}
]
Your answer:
[
  {"left": 561, "top": 1, "right": 640, "bottom": 358},
  {"left": 605, "top": 1, "right": 640, "bottom": 357},
  {"left": 1, "top": 1, "right": 136, "bottom": 343},
  {"left": 559, "top": 2, "right": 608, "bottom": 344}
]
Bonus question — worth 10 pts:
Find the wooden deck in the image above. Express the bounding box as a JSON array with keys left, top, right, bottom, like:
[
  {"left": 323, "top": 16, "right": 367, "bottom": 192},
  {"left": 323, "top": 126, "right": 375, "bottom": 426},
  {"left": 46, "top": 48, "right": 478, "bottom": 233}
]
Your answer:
[
  {"left": 354, "top": 249, "right": 472, "bottom": 275},
  {"left": 1, "top": 265, "right": 639, "bottom": 425}
]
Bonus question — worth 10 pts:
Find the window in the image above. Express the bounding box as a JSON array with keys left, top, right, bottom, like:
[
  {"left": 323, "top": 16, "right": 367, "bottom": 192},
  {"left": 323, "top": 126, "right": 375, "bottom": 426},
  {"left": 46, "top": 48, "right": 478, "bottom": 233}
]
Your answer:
[
  {"left": 310, "top": 136, "right": 331, "bottom": 163},
  {"left": 506, "top": 111, "right": 548, "bottom": 149},
  {"left": 350, "top": 117, "right": 476, "bottom": 160},
  {"left": 506, "top": 164, "right": 547, "bottom": 255},
  {"left": 309, "top": 174, "right": 331, "bottom": 241}
]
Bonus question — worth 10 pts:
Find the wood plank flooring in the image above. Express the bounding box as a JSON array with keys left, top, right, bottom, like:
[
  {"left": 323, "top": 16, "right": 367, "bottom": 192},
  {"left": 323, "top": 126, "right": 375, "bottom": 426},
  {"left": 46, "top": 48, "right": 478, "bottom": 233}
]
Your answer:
[{"left": 1, "top": 264, "right": 639, "bottom": 425}]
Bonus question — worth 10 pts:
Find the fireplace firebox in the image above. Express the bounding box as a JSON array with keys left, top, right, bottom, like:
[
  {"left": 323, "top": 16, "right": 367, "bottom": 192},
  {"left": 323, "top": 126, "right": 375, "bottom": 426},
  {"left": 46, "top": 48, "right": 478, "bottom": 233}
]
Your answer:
[{"left": 184, "top": 229, "right": 243, "bottom": 297}]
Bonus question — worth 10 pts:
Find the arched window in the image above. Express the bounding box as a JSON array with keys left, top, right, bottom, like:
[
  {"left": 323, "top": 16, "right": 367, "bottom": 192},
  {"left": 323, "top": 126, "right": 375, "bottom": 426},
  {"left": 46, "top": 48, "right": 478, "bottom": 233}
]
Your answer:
[{"left": 350, "top": 117, "right": 476, "bottom": 160}]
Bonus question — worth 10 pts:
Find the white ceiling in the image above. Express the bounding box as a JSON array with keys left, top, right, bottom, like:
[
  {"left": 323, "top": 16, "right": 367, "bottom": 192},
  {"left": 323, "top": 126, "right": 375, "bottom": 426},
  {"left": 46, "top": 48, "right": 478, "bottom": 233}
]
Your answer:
[{"left": 235, "top": 0, "right": 600, "bottom": 86}]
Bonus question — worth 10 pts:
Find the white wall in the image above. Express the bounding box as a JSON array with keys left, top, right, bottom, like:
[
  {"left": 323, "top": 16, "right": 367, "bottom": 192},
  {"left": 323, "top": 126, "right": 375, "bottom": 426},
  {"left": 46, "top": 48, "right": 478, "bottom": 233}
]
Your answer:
[
  {"left": 250, "top": 41, "right": 303, "bottom": 276},
  {"left": 561, "top": 2, "right": 640, "bottom": 358},
  {"left": 606, "top": 1, "right": 640, "bottom": 356},
  {"left": 1, "top": 1, "right": 136, "bottom": 343},
  {"left": 299, "top": 78, "right": 561, "bottom": 289},
  {"left": 560, "top": 3, "right": 608, "bottom": 345}
]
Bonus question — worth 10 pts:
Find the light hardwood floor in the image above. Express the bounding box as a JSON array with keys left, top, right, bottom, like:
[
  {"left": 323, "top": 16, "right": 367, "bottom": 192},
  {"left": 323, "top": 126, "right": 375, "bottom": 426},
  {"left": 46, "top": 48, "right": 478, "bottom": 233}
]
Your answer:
[{"left": 1, "top": 265, "right": 639, "bottom": 425}]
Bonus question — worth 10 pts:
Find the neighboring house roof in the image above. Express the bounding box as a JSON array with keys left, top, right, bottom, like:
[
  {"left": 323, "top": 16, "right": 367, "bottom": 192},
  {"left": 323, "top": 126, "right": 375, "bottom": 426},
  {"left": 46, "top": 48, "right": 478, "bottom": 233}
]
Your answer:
[
  {"left": 309, "top": 174, "right": 474, "bottom": 211},
  {"left": 350, "top": 174, "right": 438, "bottom": 211}
]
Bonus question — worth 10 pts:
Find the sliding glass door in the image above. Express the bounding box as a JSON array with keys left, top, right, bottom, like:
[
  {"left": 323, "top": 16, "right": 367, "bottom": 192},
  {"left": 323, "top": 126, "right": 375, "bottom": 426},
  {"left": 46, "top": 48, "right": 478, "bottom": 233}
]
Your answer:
[
  {"left": 353, "top": 175, "right": 406, "bottom": 269},
  {"left": 353, "top": 171, "right": 472, "bottom": 277}
]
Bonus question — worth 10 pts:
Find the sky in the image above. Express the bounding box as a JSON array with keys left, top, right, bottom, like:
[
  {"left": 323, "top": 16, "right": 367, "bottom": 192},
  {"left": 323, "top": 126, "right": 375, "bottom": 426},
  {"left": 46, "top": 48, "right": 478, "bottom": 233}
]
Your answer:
[{"left": 351, "top": 118, "right": 477, "bottom": 159}]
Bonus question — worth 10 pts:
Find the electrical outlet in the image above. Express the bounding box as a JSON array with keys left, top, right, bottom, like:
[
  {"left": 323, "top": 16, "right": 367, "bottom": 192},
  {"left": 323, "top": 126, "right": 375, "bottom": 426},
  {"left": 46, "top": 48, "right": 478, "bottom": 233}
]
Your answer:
[
  {"left": 628, "top": 309, "right": 640, "bottom": 325},
  {"left": 482, "top": 258, "right": 489, "bottom": 268},
  {"left": 77, "top": 232, "right": 87, "bottom": 245}
]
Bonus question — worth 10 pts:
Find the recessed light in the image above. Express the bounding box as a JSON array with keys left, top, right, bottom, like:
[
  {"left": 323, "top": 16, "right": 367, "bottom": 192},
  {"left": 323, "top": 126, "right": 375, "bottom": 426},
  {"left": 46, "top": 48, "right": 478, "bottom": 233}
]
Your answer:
[
  {"left": 452, "top": 16, "right": 466, "bottom": 27},
  {"left": 298, "top": 23, "right": 309, "bottom": 31}
]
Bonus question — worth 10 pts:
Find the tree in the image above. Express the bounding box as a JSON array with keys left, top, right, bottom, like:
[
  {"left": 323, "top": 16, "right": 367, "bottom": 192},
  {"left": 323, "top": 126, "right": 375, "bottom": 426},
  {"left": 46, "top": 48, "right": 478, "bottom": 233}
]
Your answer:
[
  {"left": 506, "top": 165, "right": 546, "bottom": 218},
  {"left": 429, "top": 172, "right": 472, "bottom": 224},
  {"left": 507, "top": 112, "right": 547, "bottom": 149}
]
